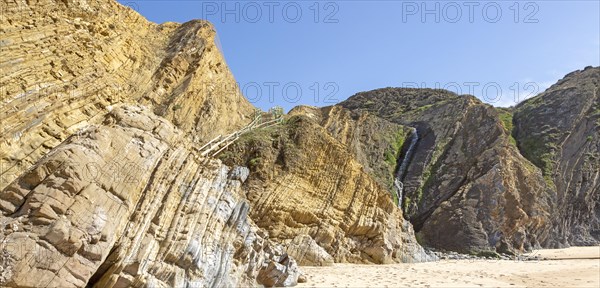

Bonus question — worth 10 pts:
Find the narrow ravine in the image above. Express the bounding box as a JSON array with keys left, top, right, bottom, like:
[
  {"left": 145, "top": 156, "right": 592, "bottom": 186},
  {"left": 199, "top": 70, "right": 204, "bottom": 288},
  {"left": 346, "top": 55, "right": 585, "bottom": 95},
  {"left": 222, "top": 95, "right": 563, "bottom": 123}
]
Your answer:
[{"left": 394, "top": 127, "right": 419, "bottom": 209}]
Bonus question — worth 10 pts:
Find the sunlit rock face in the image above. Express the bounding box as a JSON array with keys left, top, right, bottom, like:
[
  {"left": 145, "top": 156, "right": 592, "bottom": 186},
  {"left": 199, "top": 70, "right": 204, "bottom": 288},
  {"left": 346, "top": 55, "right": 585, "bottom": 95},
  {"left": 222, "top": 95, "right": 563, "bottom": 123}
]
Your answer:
[
  {"left": 0, "top": 0, "right": 254, "bottom": 193},
  {"left": 220, "top": 110, "right": 434, "bottom": 265},
  {"left": 0, "top": 105, "right": 299, "bottom": 287},
  {"left": 0, "top": 0, "right": 289, "bottom": 286}
]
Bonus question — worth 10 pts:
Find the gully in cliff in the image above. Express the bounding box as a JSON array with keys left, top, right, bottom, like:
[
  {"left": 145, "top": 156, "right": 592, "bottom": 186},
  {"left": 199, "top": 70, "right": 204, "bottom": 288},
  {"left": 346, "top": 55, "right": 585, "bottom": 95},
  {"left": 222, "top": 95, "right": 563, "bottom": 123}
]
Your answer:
[{"left": 394, "top": 127, "right": 419, "bottom": 209}]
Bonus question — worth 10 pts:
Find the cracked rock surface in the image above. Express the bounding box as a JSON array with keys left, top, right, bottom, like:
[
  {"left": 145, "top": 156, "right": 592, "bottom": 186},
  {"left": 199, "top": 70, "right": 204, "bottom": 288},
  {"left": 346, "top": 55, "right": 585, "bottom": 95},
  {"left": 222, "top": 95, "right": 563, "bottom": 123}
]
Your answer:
[{"left": 0, "top": 106, "right": 298, "bottom": 287}]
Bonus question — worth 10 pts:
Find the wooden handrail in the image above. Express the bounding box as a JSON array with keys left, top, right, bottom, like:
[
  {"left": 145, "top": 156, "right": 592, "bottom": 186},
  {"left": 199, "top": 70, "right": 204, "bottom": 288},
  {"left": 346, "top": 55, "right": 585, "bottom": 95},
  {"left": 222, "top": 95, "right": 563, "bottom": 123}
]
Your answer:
[{"left": 197, "top": 112, "right": 284, "bottom": 158}]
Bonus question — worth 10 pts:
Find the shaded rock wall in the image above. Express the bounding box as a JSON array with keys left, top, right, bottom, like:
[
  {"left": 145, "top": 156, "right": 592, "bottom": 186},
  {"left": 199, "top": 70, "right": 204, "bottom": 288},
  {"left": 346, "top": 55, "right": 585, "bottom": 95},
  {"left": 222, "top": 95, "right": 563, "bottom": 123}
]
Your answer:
[
  {"left": 338, "top": 88, "right": 555, "bottom": 254},
  {"left": 514, "top": 66, "right": 600, "bottom": 247}
]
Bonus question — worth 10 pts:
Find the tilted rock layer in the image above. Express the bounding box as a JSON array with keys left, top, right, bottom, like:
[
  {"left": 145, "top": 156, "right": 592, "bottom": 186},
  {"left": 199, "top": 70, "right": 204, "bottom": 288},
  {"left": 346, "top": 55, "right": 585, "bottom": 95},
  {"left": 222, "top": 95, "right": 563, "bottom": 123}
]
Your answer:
[
  {"left": 220, "top": 114, "right": 432, "bottom": 264},
  {"left": 1, "top": 106, "right": 292, "bottom": 287},
  {"left": 514, "top": 66, "right": 600, "bottom": 247},
  {"left": 0, "top": 0, "right": 299, "bottom": 287},
  {"left": 336, "top": 88, "right": 556, "bottom": 253},
  {"left": 0, "top": 0, "right": 253, "bottom": 192}
]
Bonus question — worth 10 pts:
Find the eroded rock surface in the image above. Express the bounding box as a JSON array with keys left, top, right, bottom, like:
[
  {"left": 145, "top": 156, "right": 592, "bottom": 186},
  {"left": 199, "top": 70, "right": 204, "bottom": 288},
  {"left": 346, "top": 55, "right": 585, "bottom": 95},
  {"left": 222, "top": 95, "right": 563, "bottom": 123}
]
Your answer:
[
  {"left": 0, "top": 106, "right": 298, "bottom": 287},
  {"left": 514, "top": 66, "right": 600, "bottom": 247},
  {"left": 333, "top": 71, "right": 599, "bottom": 253},
  {"left": 291, "top": 105, "right": 412, "bottom": 204},
  {"left": 337, "top": 88, "right": 555, "bottom": 254},
  {"left": 0, "top": 0, "right": 295, "bottom": 286},
  {"left": 0, "top": 0, "right": 253, "bottom": 192},
  {"left": 220, "top": 114, "right": 434, "bottom": 264}
]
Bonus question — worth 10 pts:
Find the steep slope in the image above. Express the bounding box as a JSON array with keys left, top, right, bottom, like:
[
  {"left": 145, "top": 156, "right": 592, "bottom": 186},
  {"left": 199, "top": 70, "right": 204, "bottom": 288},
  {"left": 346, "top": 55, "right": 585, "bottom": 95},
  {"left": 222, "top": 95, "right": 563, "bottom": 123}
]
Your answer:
[
  {"left": 513, "top": 66, "right": 600, "bottom": 246},
  {"left": 219, "top": 113, "right": 432, "bottom": 265},
  {"left": 338, "top": 88, "right": 555, "bottom": 254},
  {"left": 0, "top": 105, "right": 299, "bottom": 287},
  {"left": 0, "top": 0, "right": 253, "bottom": 191},
  {"left": 291, "top": 105, "right": 413, "bottom": 205},
  {"left": 0, "top": 0, "right": 297, "bottom": 286}
]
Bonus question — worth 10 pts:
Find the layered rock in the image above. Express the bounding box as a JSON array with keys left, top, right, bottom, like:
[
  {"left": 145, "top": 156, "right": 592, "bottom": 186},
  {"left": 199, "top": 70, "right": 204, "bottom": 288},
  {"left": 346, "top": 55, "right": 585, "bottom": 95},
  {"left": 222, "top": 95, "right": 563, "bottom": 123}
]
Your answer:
[
  {"left": 0, "top": 0, "right": 297, "bottom": 286},
  {"left": 289, "top": 105, "right": 413, "bottom": 205},
  {"left": 337, "top": 88, "right": 555, "bottom": 253},
  {"left": 2, "top": 0, "right": 596, "bottom": 285},
  {"left": 0, "top": 106, "right": 299, "bottom": 287},
  {"left": 220, "top": 114, "right": 432, "bottom": 264},
  {"left": 513, "top": 66, "right": 600, "bottom": 246},
  {"left": 0, "top": 0, "right": 253, "bottom": 192}
]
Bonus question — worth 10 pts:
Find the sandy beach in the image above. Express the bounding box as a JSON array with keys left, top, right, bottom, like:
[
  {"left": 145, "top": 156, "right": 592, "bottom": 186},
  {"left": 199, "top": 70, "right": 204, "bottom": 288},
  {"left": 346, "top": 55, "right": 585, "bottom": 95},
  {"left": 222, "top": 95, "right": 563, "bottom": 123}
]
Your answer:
[{"left": 298, "top": 247, "right": 600, "bottom": 287}]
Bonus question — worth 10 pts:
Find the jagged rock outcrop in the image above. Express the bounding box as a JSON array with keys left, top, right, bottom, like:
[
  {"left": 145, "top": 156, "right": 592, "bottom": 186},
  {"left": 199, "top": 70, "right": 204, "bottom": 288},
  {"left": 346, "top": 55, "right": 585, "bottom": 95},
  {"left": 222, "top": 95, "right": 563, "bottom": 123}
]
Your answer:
[
  {"left": 0, "top": 0, "right": 253, "bottom": 192},
  {"left": 0, "top": 0, "right": 296, "bottom": 286},
  {"left": 337, "top": 88, "right": 555, "bottom": 254},
  {"left": 513, "top": 66, "right": 600, "bottom": 247},
  {"left": 256, "top": 254, "right": 301, "bottom": 287},
  {"left": 282, "top": 234, "right": 335, "bottom": 266},
  {"left": 2, "top": 0, "right": 596, "bottom": 285},
  {"left": 0, "top": 106, "right": 299, "bottom": 287},
  {"left": 220, "top": 114, "right": 433, "bottom": 264},
  {"left": 291, "top": 105, "right": 412, "bottom": 205}
]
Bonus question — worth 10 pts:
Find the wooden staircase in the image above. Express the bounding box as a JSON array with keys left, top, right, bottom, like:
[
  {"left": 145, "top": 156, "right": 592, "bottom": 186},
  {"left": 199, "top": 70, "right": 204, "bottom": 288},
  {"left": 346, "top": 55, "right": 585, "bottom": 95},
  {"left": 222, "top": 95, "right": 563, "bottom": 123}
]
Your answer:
[{"left": 197, "top": 108, "right": 284, "bottom": 158}]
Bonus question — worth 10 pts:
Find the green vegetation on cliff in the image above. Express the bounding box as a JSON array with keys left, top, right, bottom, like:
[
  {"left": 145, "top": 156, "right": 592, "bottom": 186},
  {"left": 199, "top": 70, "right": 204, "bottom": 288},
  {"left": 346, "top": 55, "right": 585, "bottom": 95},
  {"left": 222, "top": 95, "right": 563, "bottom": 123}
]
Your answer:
[
  {"left": 384, "top": 129, "right": 408, "bottom": 206},
  {"left": 513, "top": 67, "right": 599, "bottom": 246},
  {"left": 384, "top": 128, "right": 408, "bottom": 178},
  {"left": 496, "top": 108, "right": 518, "bottom": 146}
]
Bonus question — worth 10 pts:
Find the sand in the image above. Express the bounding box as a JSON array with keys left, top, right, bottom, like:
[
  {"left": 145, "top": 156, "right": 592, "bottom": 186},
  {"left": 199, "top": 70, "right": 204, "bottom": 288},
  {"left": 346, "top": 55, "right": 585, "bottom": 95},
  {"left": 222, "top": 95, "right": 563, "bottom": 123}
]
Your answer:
[{"left": 297, "top": 247, "right": 600, "bottom": 287}]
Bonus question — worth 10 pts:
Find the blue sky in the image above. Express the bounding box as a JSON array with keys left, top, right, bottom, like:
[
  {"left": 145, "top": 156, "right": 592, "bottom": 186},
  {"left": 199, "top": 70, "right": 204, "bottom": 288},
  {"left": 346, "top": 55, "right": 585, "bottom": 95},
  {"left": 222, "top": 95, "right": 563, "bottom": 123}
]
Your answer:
[{"left": 118, "top": 1, "right": 600, "bottom": 111}]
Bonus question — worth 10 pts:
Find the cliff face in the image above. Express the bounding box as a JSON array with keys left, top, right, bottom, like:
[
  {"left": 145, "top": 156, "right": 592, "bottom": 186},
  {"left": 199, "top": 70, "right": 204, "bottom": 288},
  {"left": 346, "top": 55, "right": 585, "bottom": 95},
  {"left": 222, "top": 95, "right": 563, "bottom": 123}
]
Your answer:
[
  {"left": 1, "top": 0, "right": 436, "bottom": 286},
  {"left": 0, "top": 106, "right": 296, "bottom": 287},
  {"left": 332, "top": 68, "right": 599, "bottom": 253},
  {"left": 513, "top": 66, "right": 600, "bottom": 247},
  {"left": 316, "top": 106, "right": 412, "bottom": 202},
  {"left": 0, "top": 0, "right": 294, "bottom": 287},
  {"left": 337, "top": 89, "right": 555, "bottom": 254},
  {"left": 0, "top": 0, "right": 253, "bottom": 192},
  {"left": 219, "top": 112, "right": 432, "bottom": 265},
  {"left": 2, "top": 0, "right": 598, "bottom": 285}
]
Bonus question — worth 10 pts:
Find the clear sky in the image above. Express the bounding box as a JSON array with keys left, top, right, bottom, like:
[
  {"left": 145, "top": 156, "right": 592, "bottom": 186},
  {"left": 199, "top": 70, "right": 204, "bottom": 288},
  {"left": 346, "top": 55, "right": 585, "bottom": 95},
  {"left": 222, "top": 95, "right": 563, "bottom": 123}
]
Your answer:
[{"left": 117, "top": 0, "right": 600, "bottom": 111}]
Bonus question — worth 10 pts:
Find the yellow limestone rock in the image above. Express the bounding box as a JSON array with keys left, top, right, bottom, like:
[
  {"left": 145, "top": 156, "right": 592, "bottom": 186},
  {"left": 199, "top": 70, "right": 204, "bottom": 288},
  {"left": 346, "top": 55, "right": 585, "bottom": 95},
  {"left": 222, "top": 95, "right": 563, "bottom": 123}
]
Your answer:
[
  {"left": 0, "top": 106, "right": 298, "bottom": 287},
  {"left": 0, "top": 0, "right": 298, "bottom": 286},
  {"left": 0, "top": 0, "right": 253, "bottom": 192},
  {"left": 220, "top": 114, "right": 434, "bottom": 265}
]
